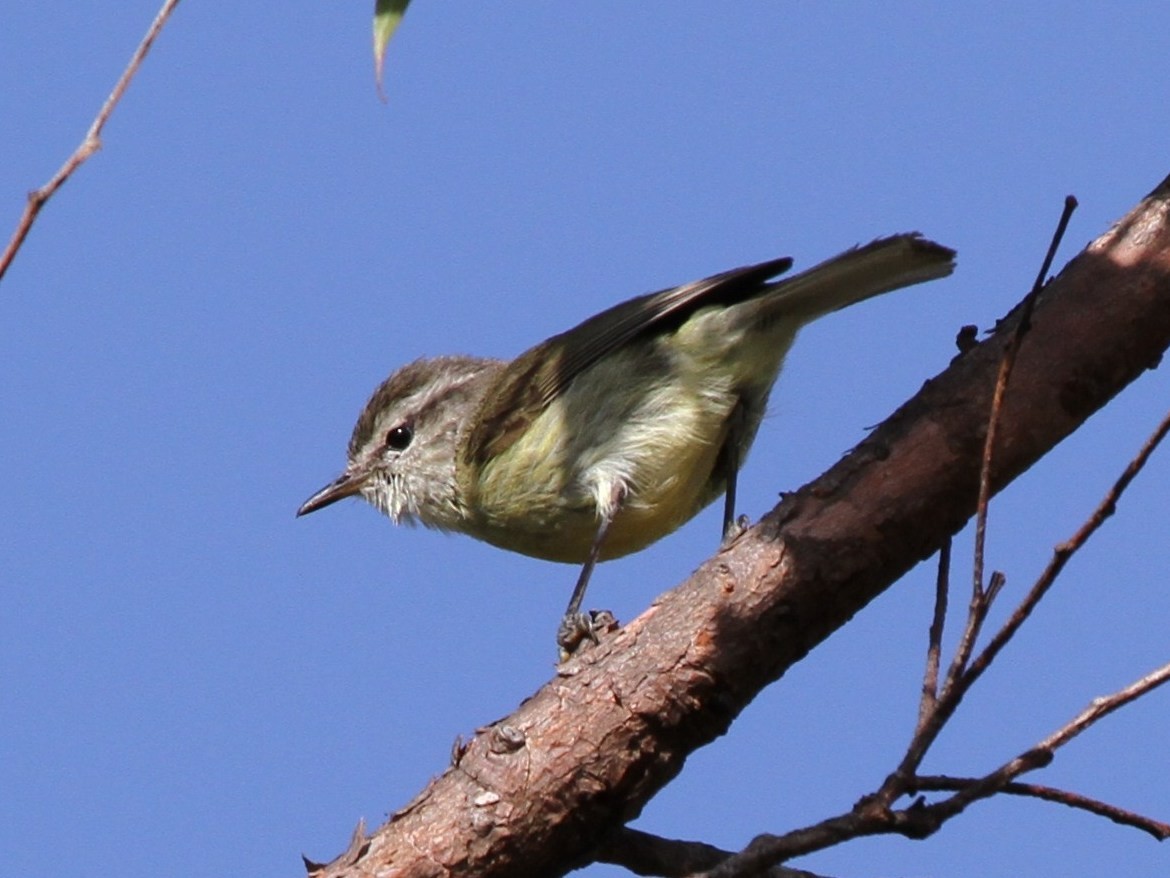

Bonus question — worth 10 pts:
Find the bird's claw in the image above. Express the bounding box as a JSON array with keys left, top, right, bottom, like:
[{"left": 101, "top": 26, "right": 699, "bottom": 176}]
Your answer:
[
  {"left": 557, "top": 609, "right": 618, "bottom": 662},
  {"left": 721, "top": 514, "right": 751, "bottom": 548}
]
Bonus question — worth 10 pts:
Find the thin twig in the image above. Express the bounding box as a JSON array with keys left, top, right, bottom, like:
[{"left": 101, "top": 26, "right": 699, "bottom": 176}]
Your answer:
[
  {"left": 1038, "top": 660, "right": 1170, "bottom": 752},
  {"left": 0, "top": 0, "right": 183, "bottom": 285},
  {"left": 935, "top": 197, "right": 1080, "bottom": 718},
  {"left": 708, "top": 655, "right": 1170, "bottom": 877},
  {"left": 939, "top": 196, "right": 1077, "bottom": 695},
  {"left": 901, "top": 660, "right": 1170, "bottom": 835},
  {"left": 919, "top": 537, "right": 951, "bottom": 722},
  {"left": 915, "top": 773, "right": 1170, "bottom": 841},
  {"left": 891, "top": 539, "right": 953, "bottom": 781},
  {"left": 702, "top": 812, "right": 886, "bottom": 878},
  {"left": 884, "top": 405, "right": 1170, "bottom": 816},
  {"left": 971, "top": 195, "right": 1077, "bottom": 603},
  {"left": 887, "top": 201, "right": 1081, "bottom": 788},
  {"left": 966, "top": 406, "right": 1170, "bottom": 686},
  {"left": 939, "top": 573, "right": 991, "bottom": 702}
]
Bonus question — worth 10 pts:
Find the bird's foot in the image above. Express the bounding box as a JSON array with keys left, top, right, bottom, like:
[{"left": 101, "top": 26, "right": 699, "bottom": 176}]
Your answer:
[
  {"left": 721, "top": 514, "right": 752, "bottom": 548},
  {"left": 556, "top": 609, "right": 618, "bottom": 662}
]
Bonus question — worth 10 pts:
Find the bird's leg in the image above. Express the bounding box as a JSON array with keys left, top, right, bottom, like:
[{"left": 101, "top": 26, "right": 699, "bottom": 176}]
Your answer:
[
  {"left": 721, "top": 399, "right": 751, "bottom": 545},
  {"left": 721, "top": 446, "right": 739, "bottom": 540},
  {"left": 557, "top": 482, "right": 624, "bottom": 660}
]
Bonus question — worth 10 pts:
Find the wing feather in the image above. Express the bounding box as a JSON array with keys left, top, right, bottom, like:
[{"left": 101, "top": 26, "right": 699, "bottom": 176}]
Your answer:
[{"left": 461, "top": 255, "right": 794, "bottom": 466}]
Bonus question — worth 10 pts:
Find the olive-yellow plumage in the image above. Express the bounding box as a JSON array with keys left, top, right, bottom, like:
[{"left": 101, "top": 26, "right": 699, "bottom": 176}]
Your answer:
[{"left": 298, "top": 234, "right": 955, "bottom": 650}]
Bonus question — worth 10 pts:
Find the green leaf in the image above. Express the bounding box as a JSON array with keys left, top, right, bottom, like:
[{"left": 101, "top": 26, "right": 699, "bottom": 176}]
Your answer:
[{"left": 373, "top": 0, "right": 412, "bottom": 101}]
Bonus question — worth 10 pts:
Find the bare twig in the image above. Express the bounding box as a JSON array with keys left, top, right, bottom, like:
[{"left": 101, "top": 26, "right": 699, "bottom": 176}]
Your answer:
[
  {"left": 907, "top": 198, "right": 1083, "bottom": 765},
  {"left": 971, "top": 194, "right": 1078, "bottom": 600},
  {"left": 870, "top": 407, "right": 1170, "bottom": 870},
  {"left": 702, "top": 813, "right": 886, "bottom": 878},
  {"left": 966, "top": 406, "right": 1170, "bottom": 686},
  {"left": 891, "top": 202, "right": 1080, "bottom": 784},
  {"left": 915, "top": 773, "right": 1170, "bottom": 841},
  {"left": 1038, "top": 660, "right": 1170, "bottom": 752},
  {"left": 919, "top": 537, "right": 951, "bottom": 722},
  {"left": 0, "top": 0, "right": 182, "bottom": 285},
  {"left": 940, "top": 569, "right": 993, "bottom": 700},
  {"left": 705, "top": 660, "right": 1170, "bottom": 877},
  {"left": 901, "top": 659, "right": 1170, "bottom": 837},
  {"left": 882, "top": 406, "right": 1170, "bottom": 821},
  {"left": 882, "top": 405, "right": 1170, "bottom": 829}
]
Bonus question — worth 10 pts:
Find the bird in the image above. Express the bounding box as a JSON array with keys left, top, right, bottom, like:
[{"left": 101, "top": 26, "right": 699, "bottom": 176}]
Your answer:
[{"left": 297, "top": 233, "right": 956, "bottom": 654}]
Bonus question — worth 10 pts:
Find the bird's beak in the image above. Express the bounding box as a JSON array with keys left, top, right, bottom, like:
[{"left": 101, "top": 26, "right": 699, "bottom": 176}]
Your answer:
[{"left": 297, "top": 471, "right": 365, "bottom": 517}]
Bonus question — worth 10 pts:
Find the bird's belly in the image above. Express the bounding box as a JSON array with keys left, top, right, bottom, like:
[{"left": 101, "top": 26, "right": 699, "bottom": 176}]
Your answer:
[
  {"left": 592, "top": 436, "right": 723, "bottom": 559},
  {"left": 469, "top": 402, "right": 728, "bottom": 563}
]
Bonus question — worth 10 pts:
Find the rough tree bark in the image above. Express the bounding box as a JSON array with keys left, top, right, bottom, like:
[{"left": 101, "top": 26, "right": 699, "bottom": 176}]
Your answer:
[{"left": 308, "top": 175, "right": 1170, "bottom": 878}]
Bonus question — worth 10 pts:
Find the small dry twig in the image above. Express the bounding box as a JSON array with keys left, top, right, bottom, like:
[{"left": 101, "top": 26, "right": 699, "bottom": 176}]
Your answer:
[
  {"left": 701, "top": 654, "right": 1170, "bottom": 877},
  {"left": 918, "top": 536, "right": 951, "bottom": 724},
  {"left": 972, "top": 194, "right": 1079, "bottom": 600},
  {"left": 0, "top": 0, "right": 182, "bottom": 285},
  {"left": 965, "top": 404, "right": 1170, "bottom": 688},
  {"left": 916, "top": 764, "right": 1170, "bottom": 842},
  {"left": 896, "top": 199, "right": 1079, "bottom": 781}
]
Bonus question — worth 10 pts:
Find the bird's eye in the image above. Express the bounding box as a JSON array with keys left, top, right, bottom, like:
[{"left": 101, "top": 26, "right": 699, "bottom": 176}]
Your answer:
[{"left": 385, "top": 424, "right": 413, "bottom": 451}]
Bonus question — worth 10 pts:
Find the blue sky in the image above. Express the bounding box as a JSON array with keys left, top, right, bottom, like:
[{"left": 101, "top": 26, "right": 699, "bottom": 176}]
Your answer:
[{"left": 3, "top": 4, "right": 1168, "bottom": 876}]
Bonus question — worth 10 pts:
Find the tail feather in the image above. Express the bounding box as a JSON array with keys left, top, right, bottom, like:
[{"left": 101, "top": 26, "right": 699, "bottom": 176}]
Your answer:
[{"left": 761, "top": 233, "right": 956, "bottom": 322}]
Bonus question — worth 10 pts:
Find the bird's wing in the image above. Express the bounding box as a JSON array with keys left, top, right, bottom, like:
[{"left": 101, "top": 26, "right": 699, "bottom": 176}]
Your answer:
[{"left": 461, "top": 255, "right": 794, "bottom": 467}]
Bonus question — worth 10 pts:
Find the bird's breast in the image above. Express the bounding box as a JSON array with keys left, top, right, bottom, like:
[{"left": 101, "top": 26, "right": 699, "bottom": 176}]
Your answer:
[{"left": 465, "top": 378, "right": 735, "bottom": 563}]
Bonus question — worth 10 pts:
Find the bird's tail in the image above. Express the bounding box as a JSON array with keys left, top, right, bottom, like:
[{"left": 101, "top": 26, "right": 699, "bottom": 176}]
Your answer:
[{"left": 759, "top": 233, "right": 956, "bottom": 322}]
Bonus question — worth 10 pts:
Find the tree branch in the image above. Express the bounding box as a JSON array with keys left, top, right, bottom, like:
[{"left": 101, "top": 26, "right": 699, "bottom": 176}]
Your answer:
[
  {"left": 704, "top": 656, "right": 1170, "bottom": 876},
  {"left": 305, "top": 175, "right": 1170, "bottom": 877},
  {"left": 596, "top": 827, "right": 832, "bottom": 878}
]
